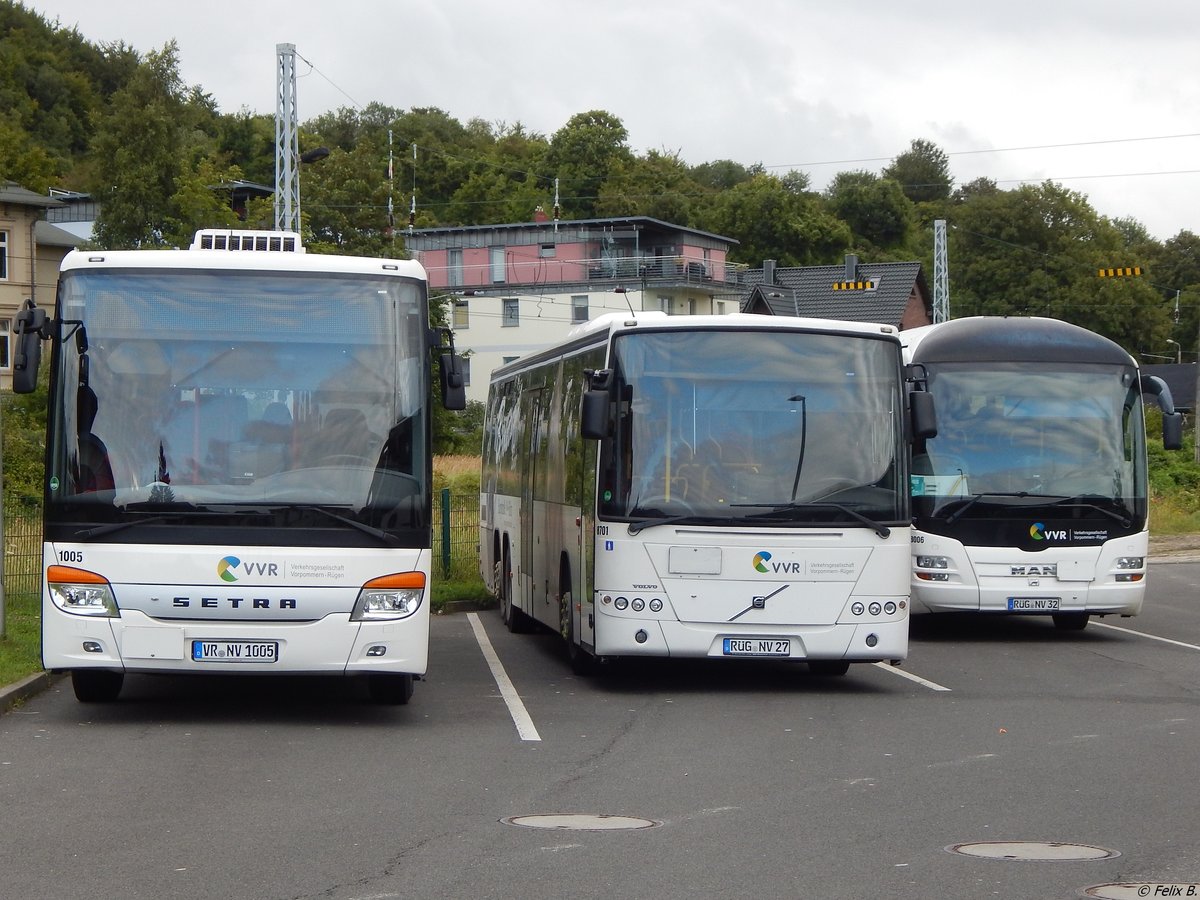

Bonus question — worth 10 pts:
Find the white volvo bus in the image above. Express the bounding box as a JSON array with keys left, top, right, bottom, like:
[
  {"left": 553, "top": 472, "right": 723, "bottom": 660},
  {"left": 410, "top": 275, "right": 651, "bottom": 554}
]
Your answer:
[
  {"left": 480, "top": 312, "right": 936, "bottom": 675},
  {"left": 902, "top": 316, "right": 1181, "bottom": 629},
  {"left": 13, "top": 229, "right": 465, "bottom": 703}
]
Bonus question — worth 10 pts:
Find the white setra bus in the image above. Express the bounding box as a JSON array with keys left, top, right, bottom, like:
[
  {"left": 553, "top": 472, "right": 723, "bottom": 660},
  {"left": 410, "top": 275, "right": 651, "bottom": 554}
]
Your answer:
[
  {"left": 479, "top": 312, "right": 936, "bottom": 675},
  {"left": 902, "top": 316, "right": 1181, "bottom": 629},
  {"left": 12, "top": 229, "right": 466, "bottom": 703}
]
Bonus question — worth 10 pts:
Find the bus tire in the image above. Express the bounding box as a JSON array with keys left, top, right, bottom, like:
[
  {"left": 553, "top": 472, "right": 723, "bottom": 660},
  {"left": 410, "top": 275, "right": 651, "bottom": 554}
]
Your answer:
[
  {"left": 499, "top": 549, "right": 529, "bottom": 633},
  {"left": 368, "top": 673, "right": 414, "bottom": 705},
  {"left": 1053, "top": 613, "right": 1090, "bottom": 631},
  {"left": 807, "top": 659, "right": 850, "bottom": 676},
  {"left": 71, "top": 669, "right": 124, "bottom": 702},
  {"left": 561, "top": 595, "right": 595, "bottom": 676}
]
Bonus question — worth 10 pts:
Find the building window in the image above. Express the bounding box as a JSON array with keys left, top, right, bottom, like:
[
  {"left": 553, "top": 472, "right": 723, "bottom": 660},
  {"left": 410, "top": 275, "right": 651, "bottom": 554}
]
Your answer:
[
  {"left": 490, "top": 247, "right": 506, "bottom": 283},
  {"left": 460, "top": 357, "right": 471, "bottom": 387},
  {"left": 0, "top": 231, "right": 8, "bottom": 280},
  {"left": 453, "top": 299, "right": 470, "bottom": 329},
  {"left": 539, "top": 244, "right": 556, "bottom": 258},
  {"left": 447, "top": 248, "right": 463, "bottom": 287},
  {"left": 0, "top": 319, "right": 9, "bottom": 370},
  {"left": 502, "top": 298, "right": 519, "bottom": 326},
  {"left": 572, "top": 295, "right": 588, "bottom": 323}
]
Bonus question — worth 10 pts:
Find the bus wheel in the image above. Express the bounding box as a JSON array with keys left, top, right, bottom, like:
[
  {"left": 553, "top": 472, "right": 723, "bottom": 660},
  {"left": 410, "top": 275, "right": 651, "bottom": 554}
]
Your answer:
[
  {"left": 1053, "top": 613, "right": 1090, "bottom": 631},
  {"left": 71, "top": 669, "right": 124, "bottom": 702},
  {"left": 560, "top": 589, "right": 594, "bottom": 676},
  {"left": 807, "top": 660, "right": 850, "bottom": 676},
  {"left": 368, "top": 673, "right": 414, "bottom": 705},
  {"left": 500, "top": 552, "right": 529, "bottom": 634}
]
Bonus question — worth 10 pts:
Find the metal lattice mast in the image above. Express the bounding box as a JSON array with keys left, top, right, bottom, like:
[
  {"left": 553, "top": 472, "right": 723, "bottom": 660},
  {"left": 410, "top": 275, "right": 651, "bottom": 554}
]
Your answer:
[
  {"left": 933, "top": 218, "right": 950, "bottom": 323},
  {"left": 274, "top": 43, "right": 299, "bottom": 232}
]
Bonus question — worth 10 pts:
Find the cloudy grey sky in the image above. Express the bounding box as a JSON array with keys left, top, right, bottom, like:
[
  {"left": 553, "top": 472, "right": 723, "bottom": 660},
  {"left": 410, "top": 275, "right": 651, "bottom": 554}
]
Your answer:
[{"left": 27, "top": 0, "right": 1200, "bottom": 241}]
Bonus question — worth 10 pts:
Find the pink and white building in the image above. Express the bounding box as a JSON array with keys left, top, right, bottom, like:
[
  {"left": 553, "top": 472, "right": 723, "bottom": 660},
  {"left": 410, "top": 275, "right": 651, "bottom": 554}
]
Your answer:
[{"left": 403, "top": 214, "right": 745, "bottom": 403}]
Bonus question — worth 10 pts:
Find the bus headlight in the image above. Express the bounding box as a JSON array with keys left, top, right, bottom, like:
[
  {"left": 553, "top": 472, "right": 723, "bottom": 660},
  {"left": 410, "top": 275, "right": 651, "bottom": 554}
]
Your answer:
[
  {"left": 915, "top": 555, "right": 951, "bottom": 582},
  {"left": 1114, "top": 557, "right": 1145, "bottom": 582},
  {"left": 47, "top": 565, "right": 118, "bottom": 617},
  {"left": 351, "top": 572, "right": 425, "bottom": 621}
]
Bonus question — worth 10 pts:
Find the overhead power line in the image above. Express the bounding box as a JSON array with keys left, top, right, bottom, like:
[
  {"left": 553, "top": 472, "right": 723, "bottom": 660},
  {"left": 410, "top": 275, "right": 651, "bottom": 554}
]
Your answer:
[{"left": 761, "top": 132, "right": 1200, "bottom": 170}]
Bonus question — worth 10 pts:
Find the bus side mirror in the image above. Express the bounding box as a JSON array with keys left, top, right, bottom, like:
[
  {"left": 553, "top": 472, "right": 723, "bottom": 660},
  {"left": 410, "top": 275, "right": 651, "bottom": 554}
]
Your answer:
[
  {"left": 1163, "top": 411, "right": 1183, "bottom": 451},
  {"left": 439, "top": 353, "right": 466, "bottom": 410},
  {"left": 12, "top": 300, "right": 47, "bottom": 395},
  {"left": 581, "top": 390, "right": 610, "bottom": 439},
  {"left": 1140, "top": 374, "right": 1182, "bottom": 451},
  {"left": 909, "top": 390, "right": 937, "bottom": 440}
]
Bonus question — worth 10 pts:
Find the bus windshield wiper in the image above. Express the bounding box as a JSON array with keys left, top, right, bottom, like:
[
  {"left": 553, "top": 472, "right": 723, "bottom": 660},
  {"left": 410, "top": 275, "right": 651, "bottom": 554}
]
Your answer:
[
  {"left": 293, "top": 505, "right": 401, "bottom": 547},
  {"left": 627, "top": 514, "right": 730, "bottom": 535},
  {"left": 1046, "top": 495, "right": 1133, "bottom": 527},
  {"left": 75, "top": 513, "right": 172, "bottom": 540},
  {"left": 734, "top": 502, "right": 891, "bottom": 538},
  {"left": 941, "top": 492, "right": 1033, "bottom": 525}
]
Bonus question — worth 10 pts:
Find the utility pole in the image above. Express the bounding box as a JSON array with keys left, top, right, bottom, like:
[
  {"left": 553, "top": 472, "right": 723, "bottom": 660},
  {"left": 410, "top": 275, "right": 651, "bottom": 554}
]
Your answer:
[
  {"left": 274, "top": 43, "right": 299, "bottom": 232},
  {"left": 933, "top": 219, "right": 949, "bottom": 323},
  {"left": 1194, "top": 296, "right": 1200, "bottom": 465}
]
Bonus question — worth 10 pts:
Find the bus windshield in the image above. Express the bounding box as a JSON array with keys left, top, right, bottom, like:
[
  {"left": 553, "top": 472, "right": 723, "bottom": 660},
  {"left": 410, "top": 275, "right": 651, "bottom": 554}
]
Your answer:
[
  {"left": 911, "top": 362, "right": 1146, "bottom": 520},
  {"left": 597, "top": 327, "right": 906, "bottom": 525},
  {"left": 49, "top": 268, "right": 430, "bottom": 526}
]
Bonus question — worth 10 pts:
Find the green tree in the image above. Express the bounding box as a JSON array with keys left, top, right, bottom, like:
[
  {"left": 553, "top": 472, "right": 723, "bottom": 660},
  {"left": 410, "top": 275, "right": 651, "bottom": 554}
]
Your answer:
[
  {"left": 946, "top": 181, "right": 1171, "bottom": 354},
  {"left": 595, "top": 149, "right": 700, "bottom": 222},
  {"left": 0, "top": 117, "right": 61, "bottom": 190},
  {"left": 824, "top": 170, "right": 914, "bottom": 252},
  {"left": 162, "top": 157, "right": 245, "bottom": 247},
  {"left": 883, "top": 138, "right": 953, "bottom": 204},
  {"left": 89, "top": 42, "right": 189, "bottom": 247},
  {"left": 1145, "top": 230, "right": 1200, "bottom": 360},
  {"left": 696, "top": 172, "right": 849, "bottom": 266},
  {"left": 442, "top": 120, "right": 549, "bottom": 225},
  {"left": 691, "top": 159, "right": 758, "bottom": 191},
  {"left": 544, "top": 110, "right": 633, "bottom": 220}
]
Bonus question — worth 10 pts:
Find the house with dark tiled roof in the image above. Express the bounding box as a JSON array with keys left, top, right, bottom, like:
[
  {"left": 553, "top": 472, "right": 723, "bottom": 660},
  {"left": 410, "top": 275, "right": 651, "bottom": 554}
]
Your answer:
[{"left": 740, "top": 255, "right": 932, "bottom": 330}]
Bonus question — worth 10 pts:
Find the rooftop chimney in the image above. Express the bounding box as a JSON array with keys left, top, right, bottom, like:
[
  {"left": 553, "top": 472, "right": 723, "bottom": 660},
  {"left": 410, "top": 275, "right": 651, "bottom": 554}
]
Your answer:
[
  {"left": 533, "top": 205, "right": 549, "bottom": 223},
  {"left": 845, "top": 254, "right": 859, "bottom": 281},
  {"left": 763, "top": 259, "right": 777, "bottom": 286}
]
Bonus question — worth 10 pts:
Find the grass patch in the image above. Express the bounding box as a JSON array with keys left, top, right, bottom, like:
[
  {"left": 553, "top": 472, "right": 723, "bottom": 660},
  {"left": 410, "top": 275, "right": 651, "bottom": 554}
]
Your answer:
[
  {"left": 432, "top": 574, "right": 494, "bottom": 611},
  {"left": 0, "top": 592, "right": 41, "bottom": 687}
]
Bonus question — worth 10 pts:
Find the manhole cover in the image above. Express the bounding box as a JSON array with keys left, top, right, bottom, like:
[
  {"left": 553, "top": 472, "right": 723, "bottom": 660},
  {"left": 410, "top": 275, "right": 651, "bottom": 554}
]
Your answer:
[
  {"left": 947, "top": 841, "right": 1119, "bottom": 861},
  {"left": 501, "top": 814, "right": 661, "bottom": 831},
  {"left": 1084, "top": 885, "right": 1200, "bottom": 899}
]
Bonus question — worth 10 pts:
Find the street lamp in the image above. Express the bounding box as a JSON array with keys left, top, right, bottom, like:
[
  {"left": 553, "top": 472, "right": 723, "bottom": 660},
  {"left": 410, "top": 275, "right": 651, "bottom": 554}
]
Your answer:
[{"left": 1167, "top": 339, "right": 1182, "bottom": 364}]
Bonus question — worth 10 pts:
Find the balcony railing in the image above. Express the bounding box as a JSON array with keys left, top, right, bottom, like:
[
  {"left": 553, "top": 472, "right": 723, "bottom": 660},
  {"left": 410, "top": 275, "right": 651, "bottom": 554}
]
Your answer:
[{"left": 416, "top": 253, "right": 747, "bottom": 292}]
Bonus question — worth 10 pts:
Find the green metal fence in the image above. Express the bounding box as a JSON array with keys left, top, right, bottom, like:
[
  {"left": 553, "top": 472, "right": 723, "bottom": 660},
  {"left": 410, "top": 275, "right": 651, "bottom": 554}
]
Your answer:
[
  {"left": 434, "top": 489, "right": 481, "bottom": 580},
  {"left": 3, "top": 500, "right": 43, "bottom": 601}
]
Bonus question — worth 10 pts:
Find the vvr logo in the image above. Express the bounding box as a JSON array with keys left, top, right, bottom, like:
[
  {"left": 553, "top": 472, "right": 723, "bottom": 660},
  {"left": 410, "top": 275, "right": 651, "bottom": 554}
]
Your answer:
[
  {"left": 753, "top": 550, "right": 803, "bottom": 574},
  {"left": 1029, "top": 522, "right": 1067, "bottom": 541},
  {"left": 217, "top": 555, "right": 281, "bottom": 582},
  {"left": 217, "top": 556, "right": 241, "bottom": 582}
]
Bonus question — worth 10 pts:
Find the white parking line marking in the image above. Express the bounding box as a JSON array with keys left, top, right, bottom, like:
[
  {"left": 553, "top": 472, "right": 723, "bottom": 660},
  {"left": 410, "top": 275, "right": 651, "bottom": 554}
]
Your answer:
[
  {"left": 872, "top": 662, "right": 952, "bottom": 691},
  {"left": 1092, "top": 621, "right": 1200, "bottom": 651},
  {"left": 467, "top": 612, "right": 542, "bottom": 742}
]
